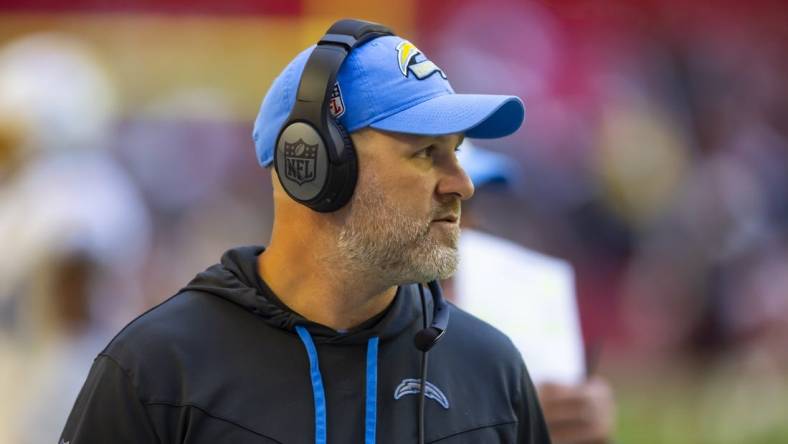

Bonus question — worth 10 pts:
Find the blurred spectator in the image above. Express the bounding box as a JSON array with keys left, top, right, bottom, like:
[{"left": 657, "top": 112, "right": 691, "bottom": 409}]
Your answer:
[
  {"left": 0, "top": 33, "right": 151, "bottom": 444},
  {"left": 447, "top": 141, "right": 616, "bottom": 444},
  {"left": 114, "top": 88, "right": 273, "bottom": 306}
]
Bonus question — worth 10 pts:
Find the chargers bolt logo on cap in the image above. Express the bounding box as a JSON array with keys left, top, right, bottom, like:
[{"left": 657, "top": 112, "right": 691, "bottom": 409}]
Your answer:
[{"left": 396, "top": 40, "right": 447, "bottom": 80}]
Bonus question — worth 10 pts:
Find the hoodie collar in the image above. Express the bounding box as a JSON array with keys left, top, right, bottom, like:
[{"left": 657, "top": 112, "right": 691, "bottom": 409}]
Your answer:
[{"left": 181, "top": 245, "right": 423, "bottom": 345}]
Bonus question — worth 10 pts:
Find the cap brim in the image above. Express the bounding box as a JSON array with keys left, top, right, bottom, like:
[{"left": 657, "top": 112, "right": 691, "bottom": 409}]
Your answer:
[{"left": 368, "top": 94, "right": 525, "bottom": 139}]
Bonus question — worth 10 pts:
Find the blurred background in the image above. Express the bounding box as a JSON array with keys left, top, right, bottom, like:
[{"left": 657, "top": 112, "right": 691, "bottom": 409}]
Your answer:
[{"left": 0, "top": 0, "right": 786, "bottom": 443}]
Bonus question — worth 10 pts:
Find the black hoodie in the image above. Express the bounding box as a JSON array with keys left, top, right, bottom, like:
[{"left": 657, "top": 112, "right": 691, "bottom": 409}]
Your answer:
[{"left": 60, "top": 246, "right": 550, "bottom": 443}]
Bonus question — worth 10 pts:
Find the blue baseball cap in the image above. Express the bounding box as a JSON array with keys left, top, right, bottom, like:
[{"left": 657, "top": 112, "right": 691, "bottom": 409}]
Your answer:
[{"left": 253, "top": 35, "right": 525, "bottom": 167}]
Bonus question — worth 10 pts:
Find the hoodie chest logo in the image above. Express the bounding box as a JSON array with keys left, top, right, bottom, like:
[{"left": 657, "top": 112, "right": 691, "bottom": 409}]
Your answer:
[{"left": 394, "top": 378, "right": 449, "bottom": 409}]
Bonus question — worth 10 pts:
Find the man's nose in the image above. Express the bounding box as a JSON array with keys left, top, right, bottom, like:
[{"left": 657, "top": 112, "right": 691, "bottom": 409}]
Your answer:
[{"left": 436, "top": 160, "right": 475, "bottom": 201}]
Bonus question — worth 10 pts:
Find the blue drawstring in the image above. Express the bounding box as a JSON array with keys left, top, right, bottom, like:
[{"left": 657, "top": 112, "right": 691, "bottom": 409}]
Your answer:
[
  {"left": 296, "top": 326, "right": 327, "bottom": 444},
  {"left": 296, "top": 325, "right": 380, "bottom": 444},
  {"left": 365, "top": 337, "right": 379, "bottom": 444}
]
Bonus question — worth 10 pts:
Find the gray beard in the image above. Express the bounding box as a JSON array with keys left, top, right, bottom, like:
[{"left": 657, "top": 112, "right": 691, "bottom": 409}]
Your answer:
[{"left": 336, "top": 182, "right": 460, "bottom": 286}]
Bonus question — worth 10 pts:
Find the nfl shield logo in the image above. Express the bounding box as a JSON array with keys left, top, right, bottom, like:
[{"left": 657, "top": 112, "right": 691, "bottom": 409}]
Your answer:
[
  {"left": 329, "top": 83, "right": 345, "bottom": 118},
  {"left": 284, "top": 139, "right": 318, "bottom": 185}
]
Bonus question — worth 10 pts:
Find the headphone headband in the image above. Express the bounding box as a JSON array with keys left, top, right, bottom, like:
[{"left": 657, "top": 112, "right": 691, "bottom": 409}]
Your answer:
[{"left": 323, "top": 19, "right": 393, "bottom": 46}]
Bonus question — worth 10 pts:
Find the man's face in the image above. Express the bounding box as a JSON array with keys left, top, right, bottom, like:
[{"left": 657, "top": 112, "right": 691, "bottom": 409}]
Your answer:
[{"left": 336, "top": 129, "right": 474, "bottom": 285}]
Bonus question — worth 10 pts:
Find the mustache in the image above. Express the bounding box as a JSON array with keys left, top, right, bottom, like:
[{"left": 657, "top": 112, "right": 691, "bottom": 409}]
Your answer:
[{"left": 431, "top": 200, "right": 462, "bottom": 223}]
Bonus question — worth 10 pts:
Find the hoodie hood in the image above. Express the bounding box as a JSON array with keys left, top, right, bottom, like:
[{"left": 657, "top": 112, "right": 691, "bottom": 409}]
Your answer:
[{"left": 181, "top": 245, "right": 425, "bottom": 345}]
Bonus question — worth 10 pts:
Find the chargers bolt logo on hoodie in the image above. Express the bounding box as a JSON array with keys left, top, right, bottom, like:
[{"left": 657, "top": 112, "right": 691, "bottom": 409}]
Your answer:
[
  {"left": 394, "top": 378, "right": 450, "bottom": 409},
  {"left": 396, "top": 41, "right": 448, "bottom": 80}
]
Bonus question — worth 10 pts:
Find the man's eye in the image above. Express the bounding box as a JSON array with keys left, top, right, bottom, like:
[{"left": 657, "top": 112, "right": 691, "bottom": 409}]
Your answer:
[{"left": 414, "top": 146, "right": 434, "bottom": 158}]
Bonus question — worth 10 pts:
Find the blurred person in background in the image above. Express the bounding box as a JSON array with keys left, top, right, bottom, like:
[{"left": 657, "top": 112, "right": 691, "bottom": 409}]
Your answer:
[
  {"left": 427, "top": 1, "right": 788, "bottom": 441},
  {"left": 0, "top": 33, "right": 151, "bottom": 444},
  {"left": 114, "top": 87, "right": 273, "bottom": 310},
  {"left": 447, "top": 141, "right": 615, "bottom": 444}
]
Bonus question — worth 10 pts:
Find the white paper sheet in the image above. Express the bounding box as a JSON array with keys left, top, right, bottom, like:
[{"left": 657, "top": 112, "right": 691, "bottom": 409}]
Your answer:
[{"left": 456, "top": 229, "right": 586, "bottom": 386}]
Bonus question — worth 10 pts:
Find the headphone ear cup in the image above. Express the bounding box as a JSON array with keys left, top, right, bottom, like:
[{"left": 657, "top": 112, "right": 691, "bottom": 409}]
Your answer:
[
  {"left": 273, "top": 120, "right": 356, "bottom": 213},
  {"left": 327, "top": 119, "right": 354, "bottom": 161},
  {"left": 274, "top": 122, "right": 331, "bottom": 206},
  {"left": 314, "top": 121, "right": 357, "bottom": 212}
]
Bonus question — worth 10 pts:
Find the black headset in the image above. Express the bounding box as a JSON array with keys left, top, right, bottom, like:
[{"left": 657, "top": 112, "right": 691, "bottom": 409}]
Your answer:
[
  {"left": 274, "top": 18, "right": 450, "bottom": 352},
  {"left": 274, "top": 19, "right": 392, "bottom": 213}
]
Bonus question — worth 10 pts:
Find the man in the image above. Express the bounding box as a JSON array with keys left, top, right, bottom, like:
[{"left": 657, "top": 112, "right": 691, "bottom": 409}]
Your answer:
[
  {"left": 61, "top": 20, "right": 550, "bottom": 443},
  {"left": 451, "top": 143, "right": 616, "bottom": 444}
]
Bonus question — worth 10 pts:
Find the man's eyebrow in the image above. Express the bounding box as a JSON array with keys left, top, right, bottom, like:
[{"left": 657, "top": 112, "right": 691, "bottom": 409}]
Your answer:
[
  {"left": 431, "top": 134, "right": 464, "bottom": 147},
  {"left": 405, "top": 134, "right": 464, "bottom": 150}
]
